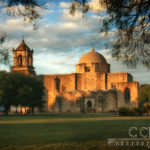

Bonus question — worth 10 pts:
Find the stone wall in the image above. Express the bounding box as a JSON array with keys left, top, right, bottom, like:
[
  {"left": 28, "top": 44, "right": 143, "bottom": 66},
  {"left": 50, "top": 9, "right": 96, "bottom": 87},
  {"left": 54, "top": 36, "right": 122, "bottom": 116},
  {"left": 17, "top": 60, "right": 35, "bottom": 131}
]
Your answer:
[
  {"left": 103, "top": 89, "right": 117, "bottom": 112},
  {"left": 42, "top": 71, "right": 138, "bottom": 112},
  {"left": 76, "top": 72, "right": 107, "bottom": 91},
  {"left": 43, "top": 73, "right": 77, "bottom": 111},
  {"left": 53, "top": 89, "right": 117, "bottom": 113},
  {"left": 114, "top": 82, "right": 139, "bottom": 108},
  {"left": 11, "top": 67, "right": 35, "bottom": 75},
  {"left": 107, "top": 72, "right": 133, "bottom": 89},
  {"left": 76, "top": 63, "right": 110, "bottom": 73}
]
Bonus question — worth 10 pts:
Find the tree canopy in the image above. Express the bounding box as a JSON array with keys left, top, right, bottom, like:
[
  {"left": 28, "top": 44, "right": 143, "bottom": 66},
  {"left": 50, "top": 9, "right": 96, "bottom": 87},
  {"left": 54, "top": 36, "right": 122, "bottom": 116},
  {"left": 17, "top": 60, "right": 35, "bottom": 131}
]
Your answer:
[
  {"left": 70, "top": 0, "right": 150, "bottom": 68},
  {"left": 1, "top": 0, "right": 43, "bottom": 23},
  {"left": 0, "top": 0, "right": 150, "bottom": 68},
  {"left": 139, "top": 85, "right": 150, "bottom": 104},
  {"left": 0, "top": 0, "right": 45, "bottom": 65},
  {"left": 0, "top": 33, "right": 10, "bottom": 65},
  {"left": 0, "top": 71, "right": 45, "bottom": 115}
]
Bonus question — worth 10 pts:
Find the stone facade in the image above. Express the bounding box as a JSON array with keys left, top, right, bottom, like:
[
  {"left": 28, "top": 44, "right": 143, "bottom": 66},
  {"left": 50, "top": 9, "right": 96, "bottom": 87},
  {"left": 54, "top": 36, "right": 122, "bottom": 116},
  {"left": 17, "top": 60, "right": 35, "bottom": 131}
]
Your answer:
[
  {"left": 11, "top": 40, "right": 139, "bottom": 113},
  {"left": 11, "top": 39, "right": 35, "bottom": 76},
  {"left": 54, "top": 89, "right": 117, "bottom": 113}
]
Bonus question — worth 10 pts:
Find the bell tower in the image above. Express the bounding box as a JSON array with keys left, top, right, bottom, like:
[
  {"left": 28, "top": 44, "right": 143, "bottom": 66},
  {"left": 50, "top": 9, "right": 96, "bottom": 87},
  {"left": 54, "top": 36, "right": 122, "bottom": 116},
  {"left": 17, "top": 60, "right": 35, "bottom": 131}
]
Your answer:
[{"left": 11, "top": 39, "right": 36, "bottom": 75}]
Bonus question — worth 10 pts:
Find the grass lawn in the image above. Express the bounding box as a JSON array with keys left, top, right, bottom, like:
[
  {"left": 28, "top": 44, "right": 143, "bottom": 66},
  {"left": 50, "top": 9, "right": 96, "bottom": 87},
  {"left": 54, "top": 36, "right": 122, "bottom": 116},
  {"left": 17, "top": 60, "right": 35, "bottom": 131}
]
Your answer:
[{"left": 0, "top": 113, "right": 150, "bottom": 150}]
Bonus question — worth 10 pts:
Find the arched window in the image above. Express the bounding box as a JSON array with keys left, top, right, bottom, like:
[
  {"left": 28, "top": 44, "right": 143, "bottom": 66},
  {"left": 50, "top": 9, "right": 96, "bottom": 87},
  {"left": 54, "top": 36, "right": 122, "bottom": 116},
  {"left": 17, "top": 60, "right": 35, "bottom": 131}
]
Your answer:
[
  {"left": 124, "top": 88, "right": 130, "bottom": 103},
  {"left": 28, "top": 55, "right": 32, "bottom": 66},
  {"left": 55, "top": 77, "right": 60, "bottom": 92},
  {"left": 18, "top": 55, "right": 22, "bottom": 66},
  {"left": 87, "top": 100, "right": 92, "bottom": 108},
  {"left": 85, "top": 66, "right": 90, "bottom": 72}
]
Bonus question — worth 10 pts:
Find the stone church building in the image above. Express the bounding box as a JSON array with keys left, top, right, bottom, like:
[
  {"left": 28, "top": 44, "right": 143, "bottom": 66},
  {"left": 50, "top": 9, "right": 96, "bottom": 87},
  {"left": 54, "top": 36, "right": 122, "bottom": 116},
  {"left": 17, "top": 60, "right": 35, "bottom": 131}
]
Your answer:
[{"left": 11, "top": 40, "right": 139, "bottom": 113}]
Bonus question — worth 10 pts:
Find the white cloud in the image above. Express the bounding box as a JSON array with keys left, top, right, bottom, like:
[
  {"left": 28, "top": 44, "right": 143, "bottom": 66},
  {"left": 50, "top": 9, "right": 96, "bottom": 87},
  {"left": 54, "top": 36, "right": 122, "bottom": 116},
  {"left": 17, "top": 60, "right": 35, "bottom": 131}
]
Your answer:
[
  {"left": 0, "top": 9, "right": 105, "bottom": 53},
  {"left": 59, "top": 2, "right": 71, "bottom": 8},
  {"left": 2, "top": 2, "right": 54, "bottom": 17},
  {"left": 89, "top": 0, "right": 106, "bottom": 12},
  {"left": 99, "top": 48, "right": 150, "bottom": 84},
  {"left": 45, "top": 2, "right": 56, "bottom": 9},
  {"left": 60, "top": 9, "right": 83, "bottom": 22},
  {"left": 0, "top": 1, "right": 149, "bottom": 84}
]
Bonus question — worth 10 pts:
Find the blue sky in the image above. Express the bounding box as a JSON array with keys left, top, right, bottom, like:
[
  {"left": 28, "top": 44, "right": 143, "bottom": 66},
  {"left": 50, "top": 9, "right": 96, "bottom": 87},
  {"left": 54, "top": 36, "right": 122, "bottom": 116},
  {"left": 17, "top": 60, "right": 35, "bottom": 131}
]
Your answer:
[{"left": 0, "top": 0, "right": 150, "bottom": 84}]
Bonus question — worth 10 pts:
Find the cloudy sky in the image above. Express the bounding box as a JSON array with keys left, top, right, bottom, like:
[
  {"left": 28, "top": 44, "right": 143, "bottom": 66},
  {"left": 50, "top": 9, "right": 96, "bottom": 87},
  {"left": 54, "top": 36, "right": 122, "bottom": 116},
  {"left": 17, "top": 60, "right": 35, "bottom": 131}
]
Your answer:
[{"left": 0, "top": 0, "right": 149, "bottom": 84}]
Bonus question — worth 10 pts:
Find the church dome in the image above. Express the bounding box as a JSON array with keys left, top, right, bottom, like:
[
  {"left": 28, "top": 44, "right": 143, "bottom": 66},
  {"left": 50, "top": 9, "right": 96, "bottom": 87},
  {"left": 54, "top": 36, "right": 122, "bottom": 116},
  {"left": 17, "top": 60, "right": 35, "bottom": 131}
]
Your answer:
[{"left": 79, "top": 48, "right": 107, "bottom": 64}]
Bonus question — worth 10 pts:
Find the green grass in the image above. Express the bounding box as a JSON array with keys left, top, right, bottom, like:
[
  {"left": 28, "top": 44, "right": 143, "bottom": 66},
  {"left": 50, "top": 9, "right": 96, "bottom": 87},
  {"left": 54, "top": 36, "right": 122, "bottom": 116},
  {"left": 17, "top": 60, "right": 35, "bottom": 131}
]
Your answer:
[
  {"left": 0, "top": 112, "right": 117, "bottom": 120},
  {"left": 0, "top": 113, "right": 150, "bottom": 150}
]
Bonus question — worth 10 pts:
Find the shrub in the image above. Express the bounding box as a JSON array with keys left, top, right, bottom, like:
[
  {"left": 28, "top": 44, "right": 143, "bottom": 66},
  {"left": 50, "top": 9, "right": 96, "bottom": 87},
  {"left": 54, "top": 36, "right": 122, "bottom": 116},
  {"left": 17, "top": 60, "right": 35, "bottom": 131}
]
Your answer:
[
  {"left": 118, "top": 107, "right": 144, "bottom": 116},
  {"left": 118, "top": 107, "right": 130, "bottom": 116},
  {"left": 132, "top": 108, "right": 145, "bottom": 116}
]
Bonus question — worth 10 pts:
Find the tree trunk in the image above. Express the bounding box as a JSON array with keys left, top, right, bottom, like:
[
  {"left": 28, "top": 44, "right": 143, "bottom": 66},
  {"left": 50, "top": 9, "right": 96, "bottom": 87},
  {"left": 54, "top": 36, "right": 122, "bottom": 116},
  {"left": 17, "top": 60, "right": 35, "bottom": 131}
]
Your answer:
[
  {"left": 20, "top": 106, "right": 22, "bottom": 114},
  {"left": 31, "top": 107, "right": 34, "bottom": 114},
  {"left": 25, "top": 107, "right": 27, "bottom": 114},
  {"left": 15, "top": 106, "right": 18, "bottom": 115},
  {"left": 4, "top": 105, "right": 10, "bottom": 115}
]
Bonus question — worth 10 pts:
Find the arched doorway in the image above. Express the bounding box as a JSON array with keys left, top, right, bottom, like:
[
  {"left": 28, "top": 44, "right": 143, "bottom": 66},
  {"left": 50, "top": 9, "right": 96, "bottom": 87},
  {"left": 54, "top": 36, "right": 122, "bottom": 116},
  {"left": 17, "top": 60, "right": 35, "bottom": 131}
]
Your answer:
[
  {"left": 124, "top": 88, "right": 130, "bottom": 104},
  {"left": 87, "top": 100, "right": 92, "bottom": 108},
  {"left": 18, "top": 55, "right": 22, "bottom": 66}
]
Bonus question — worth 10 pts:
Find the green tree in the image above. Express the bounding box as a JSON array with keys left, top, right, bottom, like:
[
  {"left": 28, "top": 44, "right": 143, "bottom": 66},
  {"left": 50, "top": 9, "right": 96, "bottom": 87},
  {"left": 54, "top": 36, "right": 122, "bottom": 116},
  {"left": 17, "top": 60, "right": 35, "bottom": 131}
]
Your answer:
[
  {"left": 0, "top": 0, "right": 44, "bottom": 64},
  {"left": 13, "top": 73, "right": 45, "bottom": 114},
  {"left": 16, "top": 74, "right": 45, "bottom": 114},
  {"left": 0, "top": 71, "right": 15, "bottom": 115},
  {"left": 27, "top": 77, "right": 45, "bottom": 114},
  {"left": 70, "top": 0, "right": 150, "bottom": 68},
  {"left": 1, "top": 0, "right": 43, "bottom": 23},
  {"left": 1, "top": 0, "right": 149, "bottom": 69},
  {"left": 15, "top": 74, "right": 33, "bottom": 113},
  {"left": 0, "top": 33, "right": 10, "bottom": 65},
  {"left": 139, "top": 85, "right": 150, "bottom": 114},
  {"left": 0, "top": 71, "right": 44, "bottom": 115}
]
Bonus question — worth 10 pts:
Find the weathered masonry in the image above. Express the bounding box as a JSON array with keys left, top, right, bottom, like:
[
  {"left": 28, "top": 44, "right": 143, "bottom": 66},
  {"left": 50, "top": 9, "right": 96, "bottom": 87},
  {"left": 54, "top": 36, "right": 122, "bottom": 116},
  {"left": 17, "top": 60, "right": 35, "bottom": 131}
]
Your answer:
[{"left": 12, "top": 40, "right": 139, "bottom": 113}]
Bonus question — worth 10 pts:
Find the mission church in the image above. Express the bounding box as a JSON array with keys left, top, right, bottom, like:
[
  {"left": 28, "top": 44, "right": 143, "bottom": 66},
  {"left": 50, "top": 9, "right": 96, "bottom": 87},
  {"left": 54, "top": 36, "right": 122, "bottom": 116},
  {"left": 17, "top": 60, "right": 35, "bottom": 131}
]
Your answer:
[{"left": 11, "top": 39, "right": 139, "bottom": 113}]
